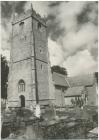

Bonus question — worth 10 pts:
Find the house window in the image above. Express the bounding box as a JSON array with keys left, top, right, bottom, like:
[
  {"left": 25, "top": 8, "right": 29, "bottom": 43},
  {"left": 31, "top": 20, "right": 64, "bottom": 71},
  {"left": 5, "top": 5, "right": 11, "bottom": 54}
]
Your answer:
[{"left": 18, "top": 79, "right": 25, "bottom": 92}]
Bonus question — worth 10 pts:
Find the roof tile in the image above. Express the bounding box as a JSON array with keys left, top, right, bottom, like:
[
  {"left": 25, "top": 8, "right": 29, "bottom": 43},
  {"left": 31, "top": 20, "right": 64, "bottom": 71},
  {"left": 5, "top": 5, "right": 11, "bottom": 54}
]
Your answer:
[
  {"left": 64, "top": 86, "right": 84, "bottom": 97},
  {"left": 52, "top": 72, "right": 68, "bottom": 87}
]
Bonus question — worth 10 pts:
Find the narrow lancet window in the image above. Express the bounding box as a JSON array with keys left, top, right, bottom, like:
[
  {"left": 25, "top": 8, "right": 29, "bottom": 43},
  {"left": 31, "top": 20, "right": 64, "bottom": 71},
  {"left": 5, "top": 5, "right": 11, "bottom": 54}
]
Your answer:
[{"left": 18, "top": 79, "right": 25, "bottom": 92}]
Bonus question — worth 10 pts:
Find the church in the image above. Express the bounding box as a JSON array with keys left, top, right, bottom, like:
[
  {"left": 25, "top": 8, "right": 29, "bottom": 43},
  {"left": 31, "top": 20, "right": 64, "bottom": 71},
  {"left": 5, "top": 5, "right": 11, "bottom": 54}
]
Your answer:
[
  {"left": 7, "top": 7, "right": 55, "bottom": 110},
  {"left": 7, "top": 7, "right": 98, "bottom": 111}
]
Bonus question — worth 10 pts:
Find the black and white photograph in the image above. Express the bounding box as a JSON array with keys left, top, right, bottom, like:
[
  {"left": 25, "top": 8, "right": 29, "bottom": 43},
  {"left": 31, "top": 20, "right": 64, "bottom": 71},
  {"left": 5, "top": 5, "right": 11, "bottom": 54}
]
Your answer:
[{"left": 1, "top": 1, "right": 98, "bottom": 139}]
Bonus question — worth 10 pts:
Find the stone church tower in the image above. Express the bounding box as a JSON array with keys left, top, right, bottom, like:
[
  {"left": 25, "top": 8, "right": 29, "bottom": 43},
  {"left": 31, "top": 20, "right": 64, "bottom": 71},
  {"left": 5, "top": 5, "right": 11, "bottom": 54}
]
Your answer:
[{"left": 8, "top": 7, "right": 55, "bottom": 109}]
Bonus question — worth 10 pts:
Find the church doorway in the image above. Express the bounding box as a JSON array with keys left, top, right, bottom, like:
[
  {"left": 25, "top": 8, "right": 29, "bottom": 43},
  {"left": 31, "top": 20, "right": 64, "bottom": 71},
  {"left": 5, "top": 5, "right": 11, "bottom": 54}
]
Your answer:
[{"left": 20, "top": 95, "right": 25, "bottom": 107}]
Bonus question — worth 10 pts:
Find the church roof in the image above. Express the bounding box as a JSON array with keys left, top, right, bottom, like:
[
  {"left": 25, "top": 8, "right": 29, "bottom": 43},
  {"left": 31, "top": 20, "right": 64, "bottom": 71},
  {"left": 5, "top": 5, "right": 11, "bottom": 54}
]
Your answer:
[
  {"left": 64, "top": 86, "right": 84, "bottom": 97},
  {"left": 52, "top": 72, "right": 96, "bottom": 88},
  {"left": 52, "top": 72, "right": 68, "bottom": 87},
  {"left": 67, "top": 74, "right": 95, "bottom": 87}
]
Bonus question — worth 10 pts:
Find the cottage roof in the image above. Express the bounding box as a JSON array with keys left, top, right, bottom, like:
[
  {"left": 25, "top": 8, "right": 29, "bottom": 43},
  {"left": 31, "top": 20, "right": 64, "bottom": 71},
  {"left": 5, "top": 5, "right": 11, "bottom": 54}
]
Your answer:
[
  {"left": 67, "top": 74, "right": 94, "bottom": 87},
  {"left": 64, "top": 86, "right": 84, "bottom": 97},
  {"left": 52, "top": 72, "right": 68, "bottom": 87}
]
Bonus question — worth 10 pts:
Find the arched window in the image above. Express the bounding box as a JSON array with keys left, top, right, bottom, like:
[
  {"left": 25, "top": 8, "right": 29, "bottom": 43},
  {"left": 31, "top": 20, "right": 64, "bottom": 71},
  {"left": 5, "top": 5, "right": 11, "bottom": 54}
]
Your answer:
[{"left": 18, "top": 79, "right": 25, "bottom": 92}]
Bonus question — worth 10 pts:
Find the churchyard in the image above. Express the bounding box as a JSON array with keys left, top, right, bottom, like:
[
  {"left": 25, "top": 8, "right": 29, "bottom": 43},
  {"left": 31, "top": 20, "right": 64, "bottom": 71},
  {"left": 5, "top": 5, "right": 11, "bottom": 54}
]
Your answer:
[
  {"left": 1, "top": 1, "right": 98, "bottom": 140},
  {"left": 1, "top": 104, "right": 98, "bottom": 140}
]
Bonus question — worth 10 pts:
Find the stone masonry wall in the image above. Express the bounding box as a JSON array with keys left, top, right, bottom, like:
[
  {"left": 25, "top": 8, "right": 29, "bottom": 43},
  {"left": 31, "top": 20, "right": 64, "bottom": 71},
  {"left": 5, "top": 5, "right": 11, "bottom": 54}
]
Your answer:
[
  {"left": 8, "top": 15, "right": 35, "bottom": 108},
  {"left": 8, "top": 9, "right": 54, "bottom": 108}
]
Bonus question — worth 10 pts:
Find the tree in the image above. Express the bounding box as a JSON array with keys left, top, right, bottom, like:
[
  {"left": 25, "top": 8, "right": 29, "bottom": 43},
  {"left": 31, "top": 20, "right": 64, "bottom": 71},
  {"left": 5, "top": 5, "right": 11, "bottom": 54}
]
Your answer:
[
  {"left": 51, "top": 65, "right": 67, "bottom": 76},
  {"left": 95, "top": 72, "right": 98, "bottom": 83},
  {"left": 1, "top": 55, "right": 9, "bottom": 99}
]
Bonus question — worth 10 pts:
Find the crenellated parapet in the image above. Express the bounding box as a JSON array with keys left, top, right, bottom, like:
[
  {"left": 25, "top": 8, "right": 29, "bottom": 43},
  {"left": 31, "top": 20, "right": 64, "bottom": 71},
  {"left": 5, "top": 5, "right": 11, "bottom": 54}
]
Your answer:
[{"left": 12, "top": 9, "right": 47, "bottom": 26}]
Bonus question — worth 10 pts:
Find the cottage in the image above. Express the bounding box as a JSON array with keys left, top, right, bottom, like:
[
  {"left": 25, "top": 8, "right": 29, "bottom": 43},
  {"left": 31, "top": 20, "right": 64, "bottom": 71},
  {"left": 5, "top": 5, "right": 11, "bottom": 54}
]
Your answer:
[
  {"left": 64, "top": 86, "right": 86, "bottom": 107},
  {"left": 65, "top": 73, "right": 98, "bottom": 107},
  {"left": 52, "top": 72, "right": 98, "bottom": 108}
]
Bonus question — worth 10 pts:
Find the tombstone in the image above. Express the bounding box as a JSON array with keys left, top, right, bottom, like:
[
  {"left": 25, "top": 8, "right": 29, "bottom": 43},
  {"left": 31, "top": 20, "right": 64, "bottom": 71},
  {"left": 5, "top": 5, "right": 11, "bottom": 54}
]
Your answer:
[
  {"left": 43, "top": 105, "right": 56, "bottom": 121},
  {"left": 35, "top": 104, "right": 41, "bottom": 118},
  {"left": 5, "top": 102, "right": 10, "bottom": 112},
  {"left": 25, "top": 125, "right": 42, "bottom": 139},
  {"left": 9, "top": 133, "right": 15, "bottom": 139}
]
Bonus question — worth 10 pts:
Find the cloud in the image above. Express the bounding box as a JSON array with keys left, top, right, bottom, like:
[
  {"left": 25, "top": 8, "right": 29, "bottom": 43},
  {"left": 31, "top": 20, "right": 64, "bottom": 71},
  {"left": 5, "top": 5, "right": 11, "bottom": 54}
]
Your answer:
[
  {"left": 1, "top": 1, "right": 98, "bottom": 76},
  {"left": 1, "top": 1, "right": 26, "bottom": 59},
  {"left": 61, "top": 22, "right": 97, "bottom": 57},
  {"left": 1, "top": 2, "right": 27, "bottom": 41},
  {"left": 1, "top": 20, "right": 11, "bottom": 50},
  {"left": 48, "top": 38, "right": 64, "bottom": 66},
  {"left": 47, "top": 1, "right": 98, "bottom": 76},
  {"left": 1, "top": 17, "right": 12, "bottom": 60},
  {"left": 56, "top": 2, "right": 87, "bottom": 31},
  {"left": 1, "top": 1, "right": 26, "bottom": 18},
  {"left": 24, "top": 1, "right": 50, "bottom": 17},
  {"left": 63, "top": 50, "right": 98, "bottom": 76}
]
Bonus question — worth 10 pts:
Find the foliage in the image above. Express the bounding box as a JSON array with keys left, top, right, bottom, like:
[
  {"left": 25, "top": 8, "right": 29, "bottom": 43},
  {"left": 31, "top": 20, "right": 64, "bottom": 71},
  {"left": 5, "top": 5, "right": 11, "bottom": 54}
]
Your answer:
[
  {"left": 71, "top": 97, "right": 84, "bottom": 108},
  {"left": 1, "top": 55, "right": 9, "bottom": 99},
  {"left": 51, "top": 65, "right": 67, "bottom": 76},
  {"left": 95, "top": 72, "right": 98, "bottom": 83}
]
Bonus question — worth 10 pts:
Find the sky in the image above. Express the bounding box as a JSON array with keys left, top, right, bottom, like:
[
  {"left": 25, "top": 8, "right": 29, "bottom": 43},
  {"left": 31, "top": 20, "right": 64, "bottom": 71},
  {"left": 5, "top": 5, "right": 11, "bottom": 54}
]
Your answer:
[{"left": 1, "top": 1, "right": 98, "bottom": 76}]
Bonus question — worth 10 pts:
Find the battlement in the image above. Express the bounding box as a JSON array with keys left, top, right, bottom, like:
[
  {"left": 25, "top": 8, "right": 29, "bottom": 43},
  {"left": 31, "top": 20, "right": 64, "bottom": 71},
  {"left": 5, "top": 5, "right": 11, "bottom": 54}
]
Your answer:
[{"left": 12, "top": 9, "right": 47, "bottom": 26}]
